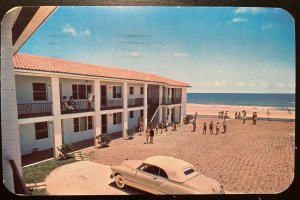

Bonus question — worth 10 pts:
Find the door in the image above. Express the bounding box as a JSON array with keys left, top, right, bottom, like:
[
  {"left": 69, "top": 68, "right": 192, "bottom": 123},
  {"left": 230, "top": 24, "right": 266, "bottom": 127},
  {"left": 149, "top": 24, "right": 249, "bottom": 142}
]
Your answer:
[
  {"left": 135, "top": 163, "right": 159, "bottom": 194},
  {"left": 101, "top": 85, "right": 107, "bottom": 106},
  {"left": 101, "top": 114, "right": 107, "bottom": 134}
]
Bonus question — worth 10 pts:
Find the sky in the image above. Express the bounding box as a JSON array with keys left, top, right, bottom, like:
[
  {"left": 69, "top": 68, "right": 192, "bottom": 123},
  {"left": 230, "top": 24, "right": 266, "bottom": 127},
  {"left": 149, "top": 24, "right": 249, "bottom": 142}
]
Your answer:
[{"left": 19, "top": 6, "right": 295, "bottom": 93}]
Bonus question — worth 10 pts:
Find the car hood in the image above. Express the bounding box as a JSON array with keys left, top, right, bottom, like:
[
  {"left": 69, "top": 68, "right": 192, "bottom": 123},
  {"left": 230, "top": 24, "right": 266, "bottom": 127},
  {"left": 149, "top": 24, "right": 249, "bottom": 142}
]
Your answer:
[
  {"left": 184, "top": 174, "right": 223, "bottom": 194},
  {"left": 121, "top": 160, "right": 143, "bottom": 169}
]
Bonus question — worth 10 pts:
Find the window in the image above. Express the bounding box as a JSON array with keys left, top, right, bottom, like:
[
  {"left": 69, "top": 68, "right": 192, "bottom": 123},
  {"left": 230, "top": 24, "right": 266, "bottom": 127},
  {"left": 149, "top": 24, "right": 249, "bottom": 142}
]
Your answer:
[
  {"left": 140, "top": 87, "right": 144, "bottom": 95},
  {"left": 74, "top": 116, "right": 93, "bottom": 132},
  {"left": 158, "top": 168, "right": 168, "bottom": 179},
  {"left": 113, "top": 112, "right": 122, "bottom": 125},
  {"left": 72, "top": 84, "right": 92, "bottom": 99},
  {"left": 113, "top": 86, "right": 122, "bottom": 98},
  {"left": 88, "top": 116, "right": 93, "bottom": 130},
  {"left": 140, "top": 110, "right": 144, "bottom": 117},
  {"left": 130, "top": 111, "right": 134, "bottom": 118},
  {"left": 35, "top": 122, "right": 48, "bottom": 140},
  {"left": 138, "top": 163, "right": 159, "bottom": 176},
  {"left": 129, "top": 87, "right": 134, "bottom": 95},
  {"left": 32, "top": 83, "right": 47, "bottom": 101},
  {"left": 184, "top": 168, "right": 196, "bottom": 175}
]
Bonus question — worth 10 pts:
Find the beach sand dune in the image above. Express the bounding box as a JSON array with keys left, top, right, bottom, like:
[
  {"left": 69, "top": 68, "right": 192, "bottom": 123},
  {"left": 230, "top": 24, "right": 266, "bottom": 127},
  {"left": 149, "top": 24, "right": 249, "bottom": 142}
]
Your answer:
[{"left": 186, "top": 103, "right": 295, "bottom": 120}]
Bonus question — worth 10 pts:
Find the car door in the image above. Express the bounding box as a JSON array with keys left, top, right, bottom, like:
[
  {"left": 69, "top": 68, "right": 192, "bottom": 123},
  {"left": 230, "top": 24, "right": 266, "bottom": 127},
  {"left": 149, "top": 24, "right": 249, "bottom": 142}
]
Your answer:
[
  {"left": 135, "top": 163, "right": 159, "bottom": 194},
  {"left": 155, "top": 167, "right": 171, "bottom": 194}
]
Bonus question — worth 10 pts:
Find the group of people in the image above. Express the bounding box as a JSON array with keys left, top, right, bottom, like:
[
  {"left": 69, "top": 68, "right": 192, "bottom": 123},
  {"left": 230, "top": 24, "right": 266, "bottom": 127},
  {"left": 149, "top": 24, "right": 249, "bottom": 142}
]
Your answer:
[
  {"left": 234, "top": 110, "right": 258, "bottom": 125},
  {"left": 62, "top": 92, "right": 95, "bottom": 112},
  {"left": 203, "top": 118, "right": 228, "bottom": 135}
]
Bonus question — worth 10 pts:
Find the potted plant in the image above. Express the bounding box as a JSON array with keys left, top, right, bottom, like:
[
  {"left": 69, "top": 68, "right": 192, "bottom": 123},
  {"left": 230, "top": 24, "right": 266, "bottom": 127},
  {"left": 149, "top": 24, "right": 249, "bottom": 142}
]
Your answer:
[
  {"left": 96, "top": 134, "right": 112, "bottom": 147},
  {"left": 57, "top": 144, "right": 73, "bottom": 160}
]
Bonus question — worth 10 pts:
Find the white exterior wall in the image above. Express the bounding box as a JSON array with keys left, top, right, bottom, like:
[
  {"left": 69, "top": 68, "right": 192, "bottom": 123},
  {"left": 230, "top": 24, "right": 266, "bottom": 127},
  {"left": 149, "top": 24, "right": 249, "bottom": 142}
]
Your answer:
[
  {"left": 19, "top": 123, "right": 53, "bottom": 155},
  {"left": 15, "top": 75, "right": 52, "bottom": 104},
  {"left": 60, "top": 78, "right": 93, "bottom": 98},
  {"left": 128, "top": 110, "right": 140, "bottom": 129},
  {"left": 127, "top": 83, "right": 143, "bottom": 99},
  {"left": 106, "top": 113, "right": 123, "bottom": 134},
  {"left": 62, "top": 118, "right": 94, "bottom": 144},
  {"left": 101, "top": 82, "right": 123, "bottom": 100}
]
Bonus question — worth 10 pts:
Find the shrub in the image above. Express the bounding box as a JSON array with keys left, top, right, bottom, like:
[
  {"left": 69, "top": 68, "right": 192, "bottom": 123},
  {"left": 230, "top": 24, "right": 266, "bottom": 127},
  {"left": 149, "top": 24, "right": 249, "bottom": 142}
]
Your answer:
[
  {"left": 183, "top": 115, "right": 194, "bottom": 124},
  {"left": 96, "top": 134, "right": 112, "bottom": 147},
  {"left": 57, "top": 144, "right": 73, "bottom": 160},
  {"left": 126, "top": 128, "right": 136, "bottom": 139}
]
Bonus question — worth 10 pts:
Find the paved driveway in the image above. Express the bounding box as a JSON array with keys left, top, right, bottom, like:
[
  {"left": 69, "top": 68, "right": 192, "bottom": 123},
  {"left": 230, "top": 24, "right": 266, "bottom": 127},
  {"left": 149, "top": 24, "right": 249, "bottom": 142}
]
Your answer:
[{"left": 45, "top": 161, "right": 144, "bottom": 195}]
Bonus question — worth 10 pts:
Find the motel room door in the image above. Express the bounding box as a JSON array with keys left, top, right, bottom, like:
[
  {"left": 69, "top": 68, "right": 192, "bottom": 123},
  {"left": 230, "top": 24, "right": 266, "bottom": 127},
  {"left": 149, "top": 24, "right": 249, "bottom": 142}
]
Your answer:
[
  {"left": 101, "top": 85, "right": 107, "bottom": 106},
  {"left": 101, "top": 114, "right": 107, "bottom": 134}
]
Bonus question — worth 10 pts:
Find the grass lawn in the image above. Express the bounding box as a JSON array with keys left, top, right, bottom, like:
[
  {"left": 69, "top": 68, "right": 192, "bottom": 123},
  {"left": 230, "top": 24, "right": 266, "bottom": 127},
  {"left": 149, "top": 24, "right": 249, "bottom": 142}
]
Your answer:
[{"left": 23, "top": 155, "right": 77, "bottom": 184}]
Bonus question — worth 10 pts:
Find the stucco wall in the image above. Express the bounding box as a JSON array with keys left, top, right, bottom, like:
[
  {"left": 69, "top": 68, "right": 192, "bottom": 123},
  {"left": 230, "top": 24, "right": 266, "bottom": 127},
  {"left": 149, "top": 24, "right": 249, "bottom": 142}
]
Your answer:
[
  {"left": 62, "top": 118, "right": 94, "bottom": 144},
  {"left": 128, "top": 110, "right": 141, "bottom": 129},
  {"left": 19, "top": 123, "right": 53, "bottom": 155},
  {"left": 15, "top": 75, "right": 52, "bottom": 104}
]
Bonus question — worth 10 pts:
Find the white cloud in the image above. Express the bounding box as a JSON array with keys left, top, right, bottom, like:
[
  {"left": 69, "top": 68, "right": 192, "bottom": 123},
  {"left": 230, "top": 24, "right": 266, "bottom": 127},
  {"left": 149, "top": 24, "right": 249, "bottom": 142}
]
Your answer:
[
  {"left": 235, "top": 7, "right": 266, "bottom": 14},
  {"left": 247, "top": 82, "right": 255, "bottom": 87},
  {"left": 128, "top": 51, "right": 141, "bottom": 57},
  {"left": 212, "top": 81, "right": 227, "bottom": 87},
  {"left": 62, "top": 24, "right": 91, "bottom": 37},
  {"left": 62, "top": 23, "right": 77, "bottom": 36},
  {"left": 80, "top": 29, "right": 91, "bottom": 37},
  {"left": 261, "top": 83, "right": 268, "bottom": 88},
  {"left": 276, "top": 83, "right": 285, "bottom": 88},
  {"left": 173, "top": 52, "right": 189, "bottom": 58},
  {"left": 261, "top": 23, "right": 274, "bottom": 30},
  {"left": 288, "top": 83, "right": 295, "bottom": 89},
  {"left": 231, "top": 17, "right": 248, "bottom": 23},
  {"left": 237, "top": 82, "right": 245, "bottom": 87}
]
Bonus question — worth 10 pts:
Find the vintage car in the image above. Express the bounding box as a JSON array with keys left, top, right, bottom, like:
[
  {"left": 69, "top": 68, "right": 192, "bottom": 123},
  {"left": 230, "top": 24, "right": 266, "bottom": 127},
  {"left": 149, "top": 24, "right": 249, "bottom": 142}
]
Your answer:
[{"left": 110, "top": 156, "right": 225, "bottom": 194}]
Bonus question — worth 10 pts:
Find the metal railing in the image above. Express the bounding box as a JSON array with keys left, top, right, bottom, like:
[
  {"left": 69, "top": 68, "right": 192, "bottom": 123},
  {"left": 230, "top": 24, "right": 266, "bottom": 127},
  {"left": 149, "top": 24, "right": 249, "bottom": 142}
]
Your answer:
[
  {"left": 17, "top": 103, "right": 53, "bottom": 119},
  {"left": 61, "top": 100, "right": 94, "bottom": 114},
  {"left": 101, "top": 99, "right": 123, "bottom": 110},
  {"left": 161, "top": 98, "right": 181, "bottom": 105},
  {"left": 128, "top": 98, "right": 144, "bottom": 108}
]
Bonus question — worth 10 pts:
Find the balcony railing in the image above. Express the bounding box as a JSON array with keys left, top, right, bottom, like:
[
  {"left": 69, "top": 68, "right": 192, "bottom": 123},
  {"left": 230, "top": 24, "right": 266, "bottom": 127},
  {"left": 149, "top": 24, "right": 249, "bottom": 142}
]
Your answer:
[
  {"left": 128, "top": 98, "right": 144, "bottom": 108},
  {"left": 17, "top": 103, "right": 53, "bottom": 119},
  {"left": 61, "top": 100, "right": 94, "bottom": 114},
  {"left": 101, "top": 100, "right": 123, "bottom": 110},
  {"left": 161, "top": 98, "right": 182, "bottom": 105}
]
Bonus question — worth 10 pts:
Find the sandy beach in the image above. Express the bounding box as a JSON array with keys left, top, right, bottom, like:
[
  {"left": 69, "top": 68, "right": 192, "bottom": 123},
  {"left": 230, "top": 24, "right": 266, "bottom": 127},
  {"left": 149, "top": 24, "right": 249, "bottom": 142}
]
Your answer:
[{"left": 186, "top": 103, "right": 295, "bottom": 120}]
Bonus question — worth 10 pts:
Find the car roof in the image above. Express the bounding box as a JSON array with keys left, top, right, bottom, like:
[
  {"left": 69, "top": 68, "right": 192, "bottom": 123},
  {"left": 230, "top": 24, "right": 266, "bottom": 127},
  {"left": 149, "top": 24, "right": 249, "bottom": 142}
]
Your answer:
[{"left": 144, "top": 156, "right": 197, "bottom": 182}]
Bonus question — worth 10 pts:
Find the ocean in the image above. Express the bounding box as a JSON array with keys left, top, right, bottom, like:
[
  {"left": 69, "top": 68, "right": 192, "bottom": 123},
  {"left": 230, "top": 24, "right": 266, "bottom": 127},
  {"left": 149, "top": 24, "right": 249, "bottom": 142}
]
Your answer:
[{"left": 187, "top": 93, "right": 295, "bottom": 110}]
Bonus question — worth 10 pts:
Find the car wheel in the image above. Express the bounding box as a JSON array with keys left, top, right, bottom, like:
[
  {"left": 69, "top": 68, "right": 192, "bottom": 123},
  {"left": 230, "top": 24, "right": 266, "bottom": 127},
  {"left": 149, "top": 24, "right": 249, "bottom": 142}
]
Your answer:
[{"left": 115, "top": 174, "right": 125, "bottom": 189}]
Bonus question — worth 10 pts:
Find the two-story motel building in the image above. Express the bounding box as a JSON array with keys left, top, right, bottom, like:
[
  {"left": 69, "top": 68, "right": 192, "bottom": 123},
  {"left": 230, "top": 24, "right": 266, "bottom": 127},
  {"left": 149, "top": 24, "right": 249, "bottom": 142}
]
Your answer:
[{"left": 13, "top": 53, "right": 190, "bottom": 164}]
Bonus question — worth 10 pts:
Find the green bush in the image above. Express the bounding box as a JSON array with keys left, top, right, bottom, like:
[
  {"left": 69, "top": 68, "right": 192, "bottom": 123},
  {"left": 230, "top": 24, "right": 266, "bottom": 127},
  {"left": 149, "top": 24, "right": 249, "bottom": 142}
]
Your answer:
[
  {"left": 126, "top": 128, "right": 137, "bottom": 139},
  {"left": 96, "top": 134, "right": 112, "bottom": 147},
  {"left": 57, "top": 144, "right": 73, "bottom": 160}
]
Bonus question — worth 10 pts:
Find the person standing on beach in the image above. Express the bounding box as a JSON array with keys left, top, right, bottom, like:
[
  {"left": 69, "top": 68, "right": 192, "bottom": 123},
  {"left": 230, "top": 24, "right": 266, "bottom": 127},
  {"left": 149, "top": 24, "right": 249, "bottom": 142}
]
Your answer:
[
  {"left": 149, "top": 127, "right": 155, "bottom": 144},
  {"left": 243, "top": 112, "right": 247, "bottom": 124},
  {"left": 216, "top": 122, "right": 220, "bottom": 135},
  {"left": 252, "top": 112, "right": 257, "bottom": 125},
  {"left": 159, "top": 120, "right": 164, "bottom": 134},
  {"left": 222, "top": 118, "right": 228, "bottom": 133},
  {"left": 235, "top": 112, "right": 238, "bottom": 119},
  {"left": 192, "top": 119, "right": 196, "bottom": 132},
  {"left": 203, "top": 122, "right": 207, "bottom": 135},
  {"left": 195, "top": 112, "right": 198, "bottom": 120},
  {"left": 165, "top": 118, "right": 168, "bottom": 131},
  {"left": 209, "top": 121, "right": 214, "bottom": 134},
  {"left": 144, "top": 127, "right": 150, "bottom": 144}
]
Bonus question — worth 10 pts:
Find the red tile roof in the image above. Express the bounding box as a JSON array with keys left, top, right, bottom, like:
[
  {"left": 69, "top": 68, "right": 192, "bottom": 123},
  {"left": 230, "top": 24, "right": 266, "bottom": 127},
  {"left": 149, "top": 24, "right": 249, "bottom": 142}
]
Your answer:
[{"left": 13, "top": 53, "right": 190, "bottom": 87}]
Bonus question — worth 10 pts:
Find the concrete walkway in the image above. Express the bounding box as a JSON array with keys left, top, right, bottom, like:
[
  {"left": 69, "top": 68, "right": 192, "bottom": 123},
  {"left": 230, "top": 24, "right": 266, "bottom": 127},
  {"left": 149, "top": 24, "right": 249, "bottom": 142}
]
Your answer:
[{"left": 45, "top": 161, "right": 143, "bottom": 195}]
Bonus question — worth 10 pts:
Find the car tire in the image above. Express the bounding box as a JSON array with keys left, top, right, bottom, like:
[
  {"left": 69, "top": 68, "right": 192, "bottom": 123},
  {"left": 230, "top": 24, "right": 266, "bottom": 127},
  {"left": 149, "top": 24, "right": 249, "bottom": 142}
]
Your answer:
[{"left": 115, "top": 174, "right": 125, "bottom": 189}]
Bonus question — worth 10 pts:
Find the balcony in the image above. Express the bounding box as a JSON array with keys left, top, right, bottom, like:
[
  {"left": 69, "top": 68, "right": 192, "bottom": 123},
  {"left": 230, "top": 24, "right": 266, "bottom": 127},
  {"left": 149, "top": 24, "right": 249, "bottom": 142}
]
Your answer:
[
  {"left": 17, "top": 103, "right": 53, "bottom": 119},
  {"left": 128, "top": 98, "right": 144, "bottom": 108},
  {"left": 161, "top": 98, "right": 182, "bottom": 105},
  {"left": 101, "top": 100, "right": 123, "bottom": 110},
  {"left": 61, "top": 100, "right": 94, "bottom": 114}
]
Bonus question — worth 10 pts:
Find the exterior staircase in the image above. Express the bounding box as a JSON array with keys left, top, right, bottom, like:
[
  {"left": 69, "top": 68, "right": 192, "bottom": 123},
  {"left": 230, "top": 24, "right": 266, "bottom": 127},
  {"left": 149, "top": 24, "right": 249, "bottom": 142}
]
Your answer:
[{"left": 147, "top": 104, "right": 159, "bottom": 126}]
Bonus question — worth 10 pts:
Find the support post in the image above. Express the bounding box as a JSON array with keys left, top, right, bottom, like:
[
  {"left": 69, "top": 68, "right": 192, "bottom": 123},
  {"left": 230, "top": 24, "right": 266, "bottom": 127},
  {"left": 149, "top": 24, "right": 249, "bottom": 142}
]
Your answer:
[
  {"left": 143, "top": 83, "right": 148, "bottom": 131},
  {"left": 51, "top": 77, "right": 63, "bottom": 158},
  {"left": 94, "top": 80, "right": 101, "bottom": 146},
  {"left": 123, "top": 82, "right": 128, "bottom": 139}
]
